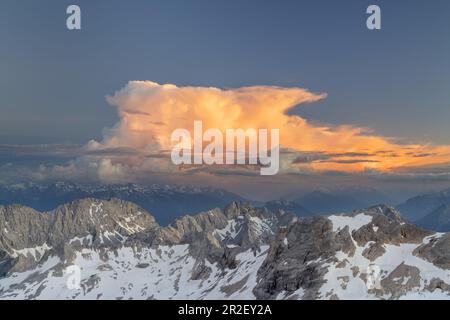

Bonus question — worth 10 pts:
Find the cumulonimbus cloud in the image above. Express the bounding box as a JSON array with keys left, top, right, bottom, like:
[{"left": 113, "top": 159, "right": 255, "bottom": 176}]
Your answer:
[{"left": 78, "top": 80, "right": 450, "bottom": 178}]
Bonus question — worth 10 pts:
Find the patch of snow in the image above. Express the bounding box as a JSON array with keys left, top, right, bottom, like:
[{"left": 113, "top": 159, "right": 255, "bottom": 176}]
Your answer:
[
  {"left": 214, "top": 220, "right": 242, "bottom": 241},
  {"left": 0, "top": 244, "right": 270, "bottom": 300},
  {"left": 328, "top": 214, "right": 373, "bottom": 233},
  {"left": 249, "top": 216, "right": 272, "bottom": 236},
  {"left": 69, "top": 235, "right": 94, "bottom": 246},
  {"left": 319, "top": 231, "right": 450, "bottom": 300},
  {"left": 11, "top": 243, "right": 52, "bottom": 260}
]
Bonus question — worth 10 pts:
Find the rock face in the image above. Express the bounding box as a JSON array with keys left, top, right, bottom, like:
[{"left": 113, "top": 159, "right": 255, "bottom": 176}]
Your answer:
[
  {"left": 254, "top": 216, "right": 355, "bottom": 300},
  {"left": 0, "top": 198, "right": 158, "bottom": 275},
  {"left": 242, "top": 205, "right": 450, "bottom": 300},
  {"left": 414, "top": 233, "right": 450, "bottom": 270},
  {"left": 1, "top": 201, "right": 450, "bottom": 300}
]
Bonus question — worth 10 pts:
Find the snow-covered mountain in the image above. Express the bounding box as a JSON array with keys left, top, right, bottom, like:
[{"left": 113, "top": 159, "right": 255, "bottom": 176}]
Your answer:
[
  {"left": 0, "top": 182, "right": 247, "bottom": 225},
  {"left": 1, "top": 200, "right": 450, "bottom": 300}
]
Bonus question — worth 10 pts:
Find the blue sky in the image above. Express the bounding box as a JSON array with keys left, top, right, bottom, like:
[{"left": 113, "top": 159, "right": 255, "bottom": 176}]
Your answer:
[
  {"left": 1, "top": 0, "right": 450, "bottom": 200},
  {"left": 2, "top": 0, "right": 449, "bottom": 144}
]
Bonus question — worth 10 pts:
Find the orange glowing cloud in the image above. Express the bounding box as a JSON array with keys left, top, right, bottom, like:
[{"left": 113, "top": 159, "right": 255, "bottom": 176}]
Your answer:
[{"left": 87, "top": 80, "right": 450, "bottom": 174}]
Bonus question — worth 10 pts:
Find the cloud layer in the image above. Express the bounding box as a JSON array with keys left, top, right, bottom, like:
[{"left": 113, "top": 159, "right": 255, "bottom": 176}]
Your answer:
[
  {"left": 83, "top": 80, "right": 450, "bottom": 176},
  {"left": 3, "top": 80, "right": 450, "bottom": 193}
]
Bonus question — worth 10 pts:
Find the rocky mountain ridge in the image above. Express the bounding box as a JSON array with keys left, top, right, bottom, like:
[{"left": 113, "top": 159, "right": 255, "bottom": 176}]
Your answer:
[
  {"left": 0, "top": 182, "right": 247, "bottom": 225},
  {"left": 1, "top": 200, "right": 450, "bottom": 299}
]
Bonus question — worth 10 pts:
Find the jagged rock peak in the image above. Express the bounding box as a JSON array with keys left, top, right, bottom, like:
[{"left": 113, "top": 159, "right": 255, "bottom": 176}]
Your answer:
[
  {"left": 356, "top": 204, "right": 404, "bottom": 222},
  {"left": 0, "top": 198, "right": 159, "bottom": 264},
  {"left": 2, "top": 199, "right": 450, "bottom": 300}
]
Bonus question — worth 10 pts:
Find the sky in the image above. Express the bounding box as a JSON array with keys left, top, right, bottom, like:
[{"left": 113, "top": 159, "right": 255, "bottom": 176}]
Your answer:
[{"left": 1, "top": 0, "right": 450, "bottom": 200}]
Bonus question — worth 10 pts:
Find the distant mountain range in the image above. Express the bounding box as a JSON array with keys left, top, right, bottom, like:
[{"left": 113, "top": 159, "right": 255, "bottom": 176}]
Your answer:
[
  {"left": 1, "top": 199, "right": 450, "bottom": 299},
  {"left": 397, "top": 188, "right": 450, "bottom": 222},
  {"left": 0, "top": 183, "right": 399, "bottom": 226},
  {"left": 0, "top": 182, "right": 247, "bottom": 225},
  {"left": 416, "top": 205, "right": 450, "bottom": 232},
  {"left": 266, "top": 187, "right": 450, "bottom": 233},
  {"left": 263, "top": 200, "right": 312, "bottom": 217},
  {"left": 4, "top": 182, "right": 450, "bottom": 233},
  {"left": 395, "top": 188, "right": 450, "bottom": 232},
  {"left": 289, "top": 187, "right": 393, "bottom": 215}
]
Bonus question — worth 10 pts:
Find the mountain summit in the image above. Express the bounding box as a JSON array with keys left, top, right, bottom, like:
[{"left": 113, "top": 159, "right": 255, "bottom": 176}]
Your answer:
[
  {"left": 0, "top": 182, "right": 247, "bottom": 225},
  {"left": 1, "top": 200, "right": 450, "bottom": 299}
]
